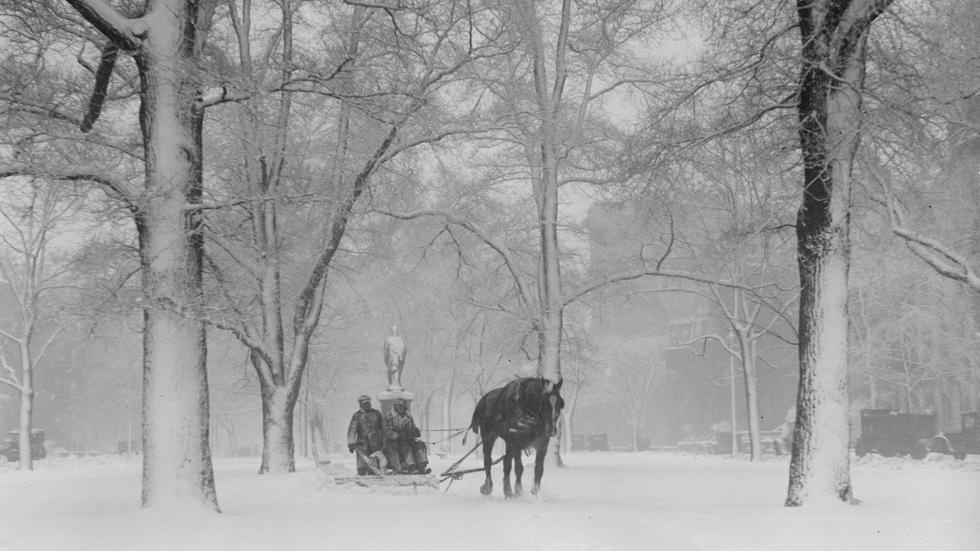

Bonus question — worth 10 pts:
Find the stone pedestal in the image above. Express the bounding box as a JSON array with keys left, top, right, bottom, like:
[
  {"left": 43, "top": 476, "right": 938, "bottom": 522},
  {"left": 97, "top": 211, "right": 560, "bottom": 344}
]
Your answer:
[{"left": 378, "top": 389, "right": 415, "bottom": 416}]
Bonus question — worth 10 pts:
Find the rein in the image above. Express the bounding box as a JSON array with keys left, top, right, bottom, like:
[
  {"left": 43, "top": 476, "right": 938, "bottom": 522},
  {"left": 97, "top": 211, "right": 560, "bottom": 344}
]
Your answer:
[
  {"left": 440, "top": 440, "right": 482, "bottom": 478},
  {"left": 425, "top": 427, "right": 469, "bottom": 446},
  {"left": 439, "top": 439, "right": 505, "bottom": 492}
]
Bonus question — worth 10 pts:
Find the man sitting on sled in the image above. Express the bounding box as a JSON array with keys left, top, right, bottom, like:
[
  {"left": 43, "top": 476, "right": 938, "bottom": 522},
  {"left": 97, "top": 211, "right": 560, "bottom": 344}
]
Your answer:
[
  {"left": 383, "top": 398, "right": 430, "bottom": 474},
  {"left": 347, "top": 395, "right": 386, "bottom": 475}
]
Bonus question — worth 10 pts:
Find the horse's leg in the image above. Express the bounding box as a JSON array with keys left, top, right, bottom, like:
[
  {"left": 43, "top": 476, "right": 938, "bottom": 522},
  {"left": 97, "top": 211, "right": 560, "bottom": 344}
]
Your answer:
[
  {"left": 513, "top": 445, "right": 525, "bottom": 497},
  {"left": 502, "top": 441, "right": 514, "bottom": 498},
  {"left": 480, "top": 435, "right": 494, "bottom": 496},
  {"left": 531, "top": 439, "right": 548, "bottom": 496}
]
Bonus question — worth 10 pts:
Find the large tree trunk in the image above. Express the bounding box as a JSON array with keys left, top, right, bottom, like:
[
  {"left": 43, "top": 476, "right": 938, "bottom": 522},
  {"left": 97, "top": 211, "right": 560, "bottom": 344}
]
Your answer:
[
  {"left": 787, "top": 0, "right": 892, "bottom": 507},
  {"left": 137, "top": 124, "right": 217, "bottom": 509},
  {"left": 136, "top": 134, "right": 217, "bottom": 500},
  {"left": 259, "top": 384, "right": 297, "bottom": 473},
  {"left": 248, "top": 335, "right": 308, "bottom": 474}
]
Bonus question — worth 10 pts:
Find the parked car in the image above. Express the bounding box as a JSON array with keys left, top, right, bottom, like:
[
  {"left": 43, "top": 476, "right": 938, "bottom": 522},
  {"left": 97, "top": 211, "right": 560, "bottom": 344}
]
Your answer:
[
  {"left": 0, "top": 429, "right": 47, "bottom": 462},
  {"left": 738, "top": 429, "right": 789, "bottom": 455},
  {"left": 930, "top": 411, "right": 979, "bottom": 460},
  {"left": 854, "top": 409, "right": 934, "bottom": 459},
  {"left": 678, "top": 430, "right": 735, "bottom": 454},
  {"left": 571, "top": 433, "right": 610, "bottom": 451}
]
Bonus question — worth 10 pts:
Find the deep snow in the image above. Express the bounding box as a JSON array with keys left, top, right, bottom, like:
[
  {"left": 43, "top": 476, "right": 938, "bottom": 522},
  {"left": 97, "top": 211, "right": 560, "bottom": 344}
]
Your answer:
[{"left": 1, "top": 451, "right": 977, "bottom": 551}]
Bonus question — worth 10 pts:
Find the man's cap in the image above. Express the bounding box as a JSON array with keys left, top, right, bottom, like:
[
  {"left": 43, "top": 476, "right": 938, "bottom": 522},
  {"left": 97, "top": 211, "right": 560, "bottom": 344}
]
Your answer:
[{"left": 358, "top": 394, "right": 371, "bottom": 403}]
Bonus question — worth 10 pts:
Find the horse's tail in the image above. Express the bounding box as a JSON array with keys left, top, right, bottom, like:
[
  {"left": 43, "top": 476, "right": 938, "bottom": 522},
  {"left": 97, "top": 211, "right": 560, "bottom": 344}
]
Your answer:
[
  {"left": 463, "top": 409, "right": 481, "bottom": 446},
  {"left": 463, "top": 423, "right": 477, "bottom": 446}
]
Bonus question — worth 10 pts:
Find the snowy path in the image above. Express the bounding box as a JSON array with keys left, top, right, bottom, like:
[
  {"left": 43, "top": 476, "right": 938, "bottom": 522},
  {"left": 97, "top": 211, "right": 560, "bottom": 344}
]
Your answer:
[{"left": 1, "top": 452, "right": 977, "bottom": 550}]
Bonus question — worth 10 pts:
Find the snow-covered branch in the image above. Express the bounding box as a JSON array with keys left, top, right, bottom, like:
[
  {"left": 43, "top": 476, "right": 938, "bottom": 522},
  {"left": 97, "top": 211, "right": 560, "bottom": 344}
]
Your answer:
[
  {"left": 875, "top": 164, "right": 980, "bottom": 293},
  {"left": 0, "top": 327, "right": 23, "bottom": 345},
  {"left": 562, "top": 269, "right": 760, "bottom": 310},
  {"left": 65, "top": 0, "right": 145, "bottom": 51},
  {"left": 0, "top": 353, "right": 23, "bottom": 392}
]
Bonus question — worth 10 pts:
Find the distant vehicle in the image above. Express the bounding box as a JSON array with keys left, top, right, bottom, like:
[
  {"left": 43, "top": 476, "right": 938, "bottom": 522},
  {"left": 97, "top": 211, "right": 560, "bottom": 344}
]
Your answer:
[
  {"left": 739, "top": 429, "right": 789, "bottom": 455},
  {"left": 678, "top": 430, "right": 735, "bottom": 455},
  {"left": 854, "top": 409, "right": 934, "bottom": 459},
  {"left": 0, "top": 429, "right": 47, "bottom": 462},
  {"left": 680, "top": 428, "right": 786, "bottom": 455},
  {"left": 929, "top": 411, "right": 979, "bottom": 460},
  {"left": 571, "top": 433, "right": 611, "bottom": 451}
]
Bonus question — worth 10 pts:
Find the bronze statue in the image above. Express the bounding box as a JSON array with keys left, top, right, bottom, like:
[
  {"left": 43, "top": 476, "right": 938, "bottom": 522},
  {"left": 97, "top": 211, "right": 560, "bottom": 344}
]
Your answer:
[{"left": 383, "top": 325, "right": 406, "bottom": 389}]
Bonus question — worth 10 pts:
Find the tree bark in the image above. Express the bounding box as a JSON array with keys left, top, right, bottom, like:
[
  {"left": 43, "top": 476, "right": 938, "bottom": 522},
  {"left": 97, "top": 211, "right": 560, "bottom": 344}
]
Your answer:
[
  {"left": 259, "top": 384, "right": 296, "bottom": 473},
  {"left": 787, "top": 0, "right": 893, "bottom": 507}
]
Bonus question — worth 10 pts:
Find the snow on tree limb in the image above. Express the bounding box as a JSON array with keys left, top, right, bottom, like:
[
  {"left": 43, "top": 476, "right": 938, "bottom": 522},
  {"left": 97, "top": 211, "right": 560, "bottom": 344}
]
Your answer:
[
  {"left": 64, "top": 0, "right": 145, "bottom": 52},
  {"left": 0, "top": 353, "right": 23, "bottom": 391},
  {"left": 873, "top": 162, "right": 980, "bottom": 293}
]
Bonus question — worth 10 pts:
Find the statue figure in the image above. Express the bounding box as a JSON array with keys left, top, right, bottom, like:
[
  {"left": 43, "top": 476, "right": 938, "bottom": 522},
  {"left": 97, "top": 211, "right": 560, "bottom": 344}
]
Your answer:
[{"left": 383, "top": 325, "right": 406, "bottom": 390}]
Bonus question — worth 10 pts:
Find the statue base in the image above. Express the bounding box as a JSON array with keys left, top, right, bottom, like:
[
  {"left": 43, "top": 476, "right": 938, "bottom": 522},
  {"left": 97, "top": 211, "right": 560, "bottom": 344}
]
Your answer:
[{"left": 378, "top": 389, "right": 415, "bottom": 416}]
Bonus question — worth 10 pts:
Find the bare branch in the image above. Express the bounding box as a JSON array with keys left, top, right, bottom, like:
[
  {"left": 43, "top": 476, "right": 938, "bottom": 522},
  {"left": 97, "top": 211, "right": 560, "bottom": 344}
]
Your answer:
[
  {"left": 563, "top": 270, "right": 762, "bottom": 310},
  {"left": 80, "top": 42, "right": 119, "bottom": 132},
  {"left": 0, "top": 327, "right": 24, "bottom": 345},
  {"left": 375, "top": 208, "right": 533, "bottom": 310},
  {"left": 0, "top": 166, "right": 138, "bottom": 213},
  {"left": 873, "top": 162, "right": 980, "bottom": 293},
  {"left": 33, "top": 322, "right": 79, "bottom": 367}
]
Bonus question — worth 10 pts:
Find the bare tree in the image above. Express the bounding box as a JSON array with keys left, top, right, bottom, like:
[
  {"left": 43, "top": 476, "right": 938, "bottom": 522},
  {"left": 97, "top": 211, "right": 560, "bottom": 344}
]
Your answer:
[
  {"left": 787, "top": 0, "right": 894, "bottom": 507},
  {"left": 857, "top": 1, "right": 980, "bottom": 418},
  {"left": 860, "top": 0, "right": 980, "bottom": 295},
  {"left": 674, "top": 127, "right": 799, "bottom": 461},
  {"left": 0, "top": 180, "right": 87, "bottom": 469},
  {"left": 592, "top": 336, "right": 665, "bottom": 451},
  {"left": 199, "top": 0, "right": 508, "bottom": 473},
  {"left": 62, "top": 0, "right": 221, "bottom": 510},
  {"left": 850, "top": 269, "right": 976, "bottom": 426}
]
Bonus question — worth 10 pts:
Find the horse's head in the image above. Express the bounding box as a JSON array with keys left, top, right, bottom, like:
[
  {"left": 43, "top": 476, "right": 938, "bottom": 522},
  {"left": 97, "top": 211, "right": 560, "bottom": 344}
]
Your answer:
[{"left": 542, "top": 378, "right": 565, "bottom": 437}]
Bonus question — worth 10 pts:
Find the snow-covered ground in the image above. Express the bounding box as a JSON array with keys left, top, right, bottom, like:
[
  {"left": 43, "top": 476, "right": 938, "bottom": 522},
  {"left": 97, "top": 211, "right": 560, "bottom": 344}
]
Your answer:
[{"left": 1, "top": 451, "right": 978, "bottom": 551}]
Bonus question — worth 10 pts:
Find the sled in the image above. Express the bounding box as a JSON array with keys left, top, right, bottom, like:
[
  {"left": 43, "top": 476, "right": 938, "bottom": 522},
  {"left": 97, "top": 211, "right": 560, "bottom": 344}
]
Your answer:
[
  {"left": 333, "top": 473, "right": 440, "bottom": 489},
  {"left": 333, "top": 448, "right": 438, "bottom": 489}
]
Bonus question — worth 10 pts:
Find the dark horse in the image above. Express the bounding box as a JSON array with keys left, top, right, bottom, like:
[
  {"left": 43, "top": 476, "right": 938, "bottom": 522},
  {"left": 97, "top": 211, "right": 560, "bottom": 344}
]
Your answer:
[{"left": 468, "top": 377, "right": 564, "bottom": 497}]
